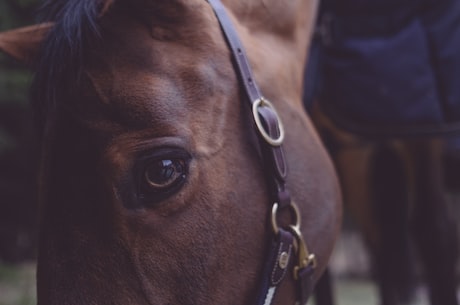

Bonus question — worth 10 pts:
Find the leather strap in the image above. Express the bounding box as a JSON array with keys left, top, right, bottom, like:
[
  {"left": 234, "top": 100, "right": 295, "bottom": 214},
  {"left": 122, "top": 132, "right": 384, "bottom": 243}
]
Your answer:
[
  {"left": 255, "top": 229, "right": 295, "bottom": 305},
  {"left": 206, "top": 0, "right": 290, "bottom": 207},
  {"left": 206, "top": 0, "right": 262, "bottom": 104},
  {"left": 206, "top": 1, "right": 316, "bottom": 304}
]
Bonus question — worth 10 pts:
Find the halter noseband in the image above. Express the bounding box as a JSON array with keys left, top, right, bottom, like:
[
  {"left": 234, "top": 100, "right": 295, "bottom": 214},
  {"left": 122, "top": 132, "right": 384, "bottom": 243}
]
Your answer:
[{"left": 206, "top": 1, "right": 317, "bottom": 304}]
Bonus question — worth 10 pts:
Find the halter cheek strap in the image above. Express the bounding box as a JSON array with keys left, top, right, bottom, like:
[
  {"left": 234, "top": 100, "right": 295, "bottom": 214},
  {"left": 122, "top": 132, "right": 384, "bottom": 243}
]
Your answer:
[{"left": 206, "top": 1, "right": 317, "bottom": 304}]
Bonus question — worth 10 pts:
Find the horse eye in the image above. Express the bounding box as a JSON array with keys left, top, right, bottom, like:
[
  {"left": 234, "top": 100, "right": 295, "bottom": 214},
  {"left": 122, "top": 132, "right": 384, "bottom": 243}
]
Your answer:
[
  {"left": 144, "top": 159, "right": 186, "bottom": 189},
  {"left": 133, "top": 149, "right": 191, "bottom": 206}
]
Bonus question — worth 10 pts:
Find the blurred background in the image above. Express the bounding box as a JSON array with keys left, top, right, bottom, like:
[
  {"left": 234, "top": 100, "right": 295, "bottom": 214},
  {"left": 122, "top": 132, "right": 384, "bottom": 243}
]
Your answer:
[
  {"left": 0, "top": 1, "right": 459, "bottom": 305},
  {"left": 0, "top": 1, "right": 39, "bottom": 304}
]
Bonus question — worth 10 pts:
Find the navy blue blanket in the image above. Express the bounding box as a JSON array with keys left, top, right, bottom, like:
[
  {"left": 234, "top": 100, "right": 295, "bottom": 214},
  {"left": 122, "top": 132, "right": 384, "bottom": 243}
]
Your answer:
[{"left": 307, "top": 0, "right": 460, "bottom": 136}]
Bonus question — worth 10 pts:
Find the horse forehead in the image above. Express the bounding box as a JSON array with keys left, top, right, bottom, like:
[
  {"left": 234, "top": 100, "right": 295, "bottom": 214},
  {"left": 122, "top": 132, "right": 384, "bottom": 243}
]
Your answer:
[
  {"left": 98, "top": 7, "right": 232, "bottom": 91},
  {"left": 91, "top": 43, "right": 231, "bottom": 104},
  {"left": 79, "top": 38, "right": 236, "bottom": 145}
]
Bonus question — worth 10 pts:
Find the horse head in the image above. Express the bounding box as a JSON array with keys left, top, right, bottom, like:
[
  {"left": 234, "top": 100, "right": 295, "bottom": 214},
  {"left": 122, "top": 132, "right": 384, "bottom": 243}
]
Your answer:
[{"left": 0, "top": 0, "right": 341, "bottom": 304}]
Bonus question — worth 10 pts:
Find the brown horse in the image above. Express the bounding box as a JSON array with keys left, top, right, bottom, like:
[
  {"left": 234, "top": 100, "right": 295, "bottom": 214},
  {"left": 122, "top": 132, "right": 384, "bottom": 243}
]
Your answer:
[
  {"left": 0, "top": 0, "right": 341, "bottom": 304},
  {"left": 312, "top": 106, "right": 459, "bottom": 305}
]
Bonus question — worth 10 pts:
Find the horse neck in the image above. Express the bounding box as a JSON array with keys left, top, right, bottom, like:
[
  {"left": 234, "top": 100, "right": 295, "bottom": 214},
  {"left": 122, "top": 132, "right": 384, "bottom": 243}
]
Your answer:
[{"left": 223, "top": 0, "right": 319, "bottom": 107}]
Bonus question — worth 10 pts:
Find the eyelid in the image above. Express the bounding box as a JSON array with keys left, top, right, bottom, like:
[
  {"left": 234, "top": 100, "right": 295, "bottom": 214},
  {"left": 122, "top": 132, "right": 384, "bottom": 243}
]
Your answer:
[{"left": 137, "top": 147, "right": 191, "bottom": 163}]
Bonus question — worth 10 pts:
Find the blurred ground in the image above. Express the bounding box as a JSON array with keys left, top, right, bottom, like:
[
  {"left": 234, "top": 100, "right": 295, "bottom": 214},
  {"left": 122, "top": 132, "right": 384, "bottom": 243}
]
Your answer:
[{"left": 0, "top": 262, "right": 35, "bottom": 305}]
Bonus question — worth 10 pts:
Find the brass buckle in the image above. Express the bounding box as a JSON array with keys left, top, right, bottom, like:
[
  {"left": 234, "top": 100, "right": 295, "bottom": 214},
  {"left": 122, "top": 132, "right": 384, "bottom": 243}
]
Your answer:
[{"left": 252, "top": 97, "right": 285, "bottom": 146}]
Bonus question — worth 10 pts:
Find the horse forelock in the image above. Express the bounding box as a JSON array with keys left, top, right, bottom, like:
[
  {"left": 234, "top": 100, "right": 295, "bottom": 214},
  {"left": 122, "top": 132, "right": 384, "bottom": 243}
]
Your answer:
[{"left": 31, "top": 0, "right": 114, "bottom": 135}]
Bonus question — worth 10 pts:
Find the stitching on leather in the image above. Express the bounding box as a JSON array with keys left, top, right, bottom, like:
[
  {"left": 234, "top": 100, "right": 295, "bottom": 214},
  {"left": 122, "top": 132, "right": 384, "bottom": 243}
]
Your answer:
[{"left": 271, "top": 242, "right": 292, "bottom": 285}]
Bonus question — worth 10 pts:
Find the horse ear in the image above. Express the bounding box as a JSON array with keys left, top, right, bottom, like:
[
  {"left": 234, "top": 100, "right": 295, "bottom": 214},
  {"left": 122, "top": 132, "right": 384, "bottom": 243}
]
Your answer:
[{"left": 0, "top": 22, "right": 54, "bottom": 66}]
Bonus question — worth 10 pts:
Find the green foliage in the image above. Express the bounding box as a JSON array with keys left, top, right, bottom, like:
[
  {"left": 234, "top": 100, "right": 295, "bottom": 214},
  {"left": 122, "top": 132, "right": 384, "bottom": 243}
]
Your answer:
[
  {"left": 0, "top": 0, "right": 38, "bottom": 154},
  {"left": 0, "top": 0, "right": 39, "bottom": 30},
  {"left": 0, "top": 0, "right": 40, "bottom": 264},
  {"left": 0, "top": 263, "right": 36, "bottom": 305},
  {"left": 0, "top": 67, "right": 32, "bottom": 106}
]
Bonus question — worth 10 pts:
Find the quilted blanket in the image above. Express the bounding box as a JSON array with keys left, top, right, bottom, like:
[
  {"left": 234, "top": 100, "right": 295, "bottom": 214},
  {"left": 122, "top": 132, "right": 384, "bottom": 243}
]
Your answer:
[{"left": 311, "top": 0, "right": 460, "bottom": 136}]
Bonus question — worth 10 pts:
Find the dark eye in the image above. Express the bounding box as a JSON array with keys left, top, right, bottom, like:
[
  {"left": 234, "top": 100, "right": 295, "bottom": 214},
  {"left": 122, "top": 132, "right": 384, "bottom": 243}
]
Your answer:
[
  {"left": 144, "top": 159, "right": 186, "bottom": 189},
  {"left": 135, "top": 149, "right": 191, "bottom": 205}
]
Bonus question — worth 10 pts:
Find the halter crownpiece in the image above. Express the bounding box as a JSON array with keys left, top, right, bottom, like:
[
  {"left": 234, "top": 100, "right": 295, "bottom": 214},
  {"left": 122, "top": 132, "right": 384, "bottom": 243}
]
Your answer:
[{"left": 206, "top": 0, "right": 317, "bottom": 304}]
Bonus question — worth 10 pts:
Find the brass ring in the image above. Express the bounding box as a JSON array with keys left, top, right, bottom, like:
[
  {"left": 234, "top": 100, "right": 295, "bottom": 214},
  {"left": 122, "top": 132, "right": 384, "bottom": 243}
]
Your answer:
[
  {"left": 271, "top": 201, "right": 301, "bottom": 235},
  {"left": 252, "top": 97, "right": 285, "bottom": 146}
]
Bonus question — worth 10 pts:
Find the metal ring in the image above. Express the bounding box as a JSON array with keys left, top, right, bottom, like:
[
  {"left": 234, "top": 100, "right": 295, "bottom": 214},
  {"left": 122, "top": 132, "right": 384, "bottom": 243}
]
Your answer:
[
  {"left": 252, "top": 97, "right": 285, "bottom": 146},
  {"left": 271, "top": 201, "right": 301, "bottom": 235}
]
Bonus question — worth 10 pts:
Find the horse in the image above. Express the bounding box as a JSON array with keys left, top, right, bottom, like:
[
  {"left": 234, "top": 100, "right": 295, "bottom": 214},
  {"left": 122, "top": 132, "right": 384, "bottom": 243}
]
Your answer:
[
  {"left": 0, "top": 0, "right": 342, "bottom": 304},
  {"left": 301, "top": 0, "right": 460, "bottom": 303},
  {"left": 312, "top": 108, "right": 459, "bottom": 305}
]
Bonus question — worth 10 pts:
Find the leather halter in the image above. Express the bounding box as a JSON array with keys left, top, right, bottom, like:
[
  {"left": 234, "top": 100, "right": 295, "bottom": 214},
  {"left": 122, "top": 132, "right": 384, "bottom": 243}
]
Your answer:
[{"left": 206, "top": 1, "right": 317, "bottom": 304}]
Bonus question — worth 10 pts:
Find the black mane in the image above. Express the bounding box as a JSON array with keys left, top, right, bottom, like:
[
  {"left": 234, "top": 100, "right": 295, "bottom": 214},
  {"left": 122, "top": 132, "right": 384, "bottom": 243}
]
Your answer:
[{"left": 31, "top": 0, "right": 104, "bottom": 134}]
